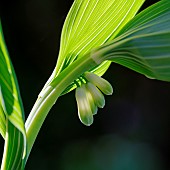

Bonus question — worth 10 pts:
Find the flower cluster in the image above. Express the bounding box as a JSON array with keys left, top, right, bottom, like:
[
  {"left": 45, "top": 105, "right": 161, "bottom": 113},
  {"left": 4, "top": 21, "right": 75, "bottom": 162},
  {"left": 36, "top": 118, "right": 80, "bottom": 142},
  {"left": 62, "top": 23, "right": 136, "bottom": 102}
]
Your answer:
[{"left": 75, "top": 72, "right": 113, "bottom": 126}]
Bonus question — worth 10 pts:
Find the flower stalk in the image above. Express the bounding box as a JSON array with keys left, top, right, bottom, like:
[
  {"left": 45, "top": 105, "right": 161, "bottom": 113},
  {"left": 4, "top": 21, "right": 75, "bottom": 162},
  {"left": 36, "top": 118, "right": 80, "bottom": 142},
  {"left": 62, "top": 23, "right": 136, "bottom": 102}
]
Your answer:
[{"left": 25, "top": 54, "right": 98, "bottom": 161}]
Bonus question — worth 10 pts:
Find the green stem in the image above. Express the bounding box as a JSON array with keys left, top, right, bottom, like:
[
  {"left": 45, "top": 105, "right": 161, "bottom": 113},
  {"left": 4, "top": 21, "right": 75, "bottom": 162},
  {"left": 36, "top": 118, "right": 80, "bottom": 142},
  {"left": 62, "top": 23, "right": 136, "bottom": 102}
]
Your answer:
[{"left": 25, "top": 54, "right": 98, "bottom": 161}]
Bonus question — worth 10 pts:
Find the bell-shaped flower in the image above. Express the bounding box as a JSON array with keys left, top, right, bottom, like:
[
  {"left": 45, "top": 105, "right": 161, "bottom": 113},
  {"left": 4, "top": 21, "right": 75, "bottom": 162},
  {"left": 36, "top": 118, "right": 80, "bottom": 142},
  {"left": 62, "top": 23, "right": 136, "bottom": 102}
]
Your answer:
[
  {"left": 75, "top": 73, "right": 113, "bottom": 125},
  {"left": 75, "top": 84, "right": 93, "bottom": 126}
]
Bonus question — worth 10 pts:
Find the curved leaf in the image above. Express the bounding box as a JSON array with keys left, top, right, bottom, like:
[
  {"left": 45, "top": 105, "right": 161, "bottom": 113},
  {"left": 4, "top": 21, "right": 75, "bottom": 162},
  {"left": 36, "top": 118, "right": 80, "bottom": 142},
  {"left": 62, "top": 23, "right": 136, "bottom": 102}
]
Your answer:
[
  {"left": 0, "top": 20, "right": 26, "bottom": 169},
  {"left": 43, "top": 0, "right": 145, "bottom": 94},
  {"left": 93, "top": 0, "right": 170, "bottom": 81}
]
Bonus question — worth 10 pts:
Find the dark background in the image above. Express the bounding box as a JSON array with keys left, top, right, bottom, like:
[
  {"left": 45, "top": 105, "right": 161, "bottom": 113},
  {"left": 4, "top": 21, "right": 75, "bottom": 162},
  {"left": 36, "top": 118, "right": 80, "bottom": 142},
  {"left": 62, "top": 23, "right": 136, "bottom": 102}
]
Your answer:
[{"left": 0, "top": 0, "right": 169, "bottom": 169}]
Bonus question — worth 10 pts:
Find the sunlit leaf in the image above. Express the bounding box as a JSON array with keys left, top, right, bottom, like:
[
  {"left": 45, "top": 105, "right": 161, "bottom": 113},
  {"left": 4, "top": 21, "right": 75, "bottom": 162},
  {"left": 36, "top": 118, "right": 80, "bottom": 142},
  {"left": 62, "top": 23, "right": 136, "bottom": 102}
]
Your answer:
[
  {"left": 93, "top": 0, "right": 170, "bottom": 81},
  {"left": 44, "top": 0, "right": 145, "bottom": 94}
]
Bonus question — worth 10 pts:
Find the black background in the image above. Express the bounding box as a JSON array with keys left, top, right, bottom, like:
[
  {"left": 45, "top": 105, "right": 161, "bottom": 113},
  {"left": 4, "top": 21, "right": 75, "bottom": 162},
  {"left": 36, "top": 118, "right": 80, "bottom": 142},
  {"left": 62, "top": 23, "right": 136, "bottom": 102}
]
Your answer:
[{"left": 0, "top": 0, "right": 169, "bottom": 169}]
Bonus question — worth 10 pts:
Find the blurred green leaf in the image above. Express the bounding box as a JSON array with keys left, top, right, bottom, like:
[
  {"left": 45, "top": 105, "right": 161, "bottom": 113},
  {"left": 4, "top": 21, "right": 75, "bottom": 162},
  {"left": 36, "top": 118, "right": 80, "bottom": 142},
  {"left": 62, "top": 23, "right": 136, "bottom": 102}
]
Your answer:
[
  {"left": 0, "top": 20, "right": 26, "bottom": 169},
  {"left": 94, "top": 0, "right": 170, "bottom": 81}
]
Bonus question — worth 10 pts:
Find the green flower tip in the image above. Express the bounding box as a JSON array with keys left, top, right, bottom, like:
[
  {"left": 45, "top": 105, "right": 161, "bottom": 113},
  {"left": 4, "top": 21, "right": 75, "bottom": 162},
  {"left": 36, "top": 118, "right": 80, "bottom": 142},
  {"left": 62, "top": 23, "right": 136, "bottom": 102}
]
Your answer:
[
  {"left": 75, "top": 72, "right": 113, "bottom": 126},
  {"left": 84, "top": 72, "right": 113, "bottom": 95}
]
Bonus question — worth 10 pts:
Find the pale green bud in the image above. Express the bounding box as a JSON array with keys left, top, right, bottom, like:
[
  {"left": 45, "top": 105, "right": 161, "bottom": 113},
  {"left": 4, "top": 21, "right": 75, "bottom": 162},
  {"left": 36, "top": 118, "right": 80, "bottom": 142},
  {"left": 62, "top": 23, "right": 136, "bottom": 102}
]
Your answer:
[
  {"left": 75, "top": 85, "right": 93, "bottom": 126},
  {"left": 85, "top": 84, "right": 98, "bottom": 115},
  {"left": 86, "top": 82, "right": 105, "bottom": 108},
  {"left": 84, "top": 72, "right": 113, "bottom": 95}
]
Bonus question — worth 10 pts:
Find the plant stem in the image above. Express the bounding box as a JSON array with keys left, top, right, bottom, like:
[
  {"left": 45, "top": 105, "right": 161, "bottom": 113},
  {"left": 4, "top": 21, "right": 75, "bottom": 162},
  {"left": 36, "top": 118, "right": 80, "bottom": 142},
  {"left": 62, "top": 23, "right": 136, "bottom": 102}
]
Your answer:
[{"left": 25, "top": 54, "right": 98, "bottom": 161}]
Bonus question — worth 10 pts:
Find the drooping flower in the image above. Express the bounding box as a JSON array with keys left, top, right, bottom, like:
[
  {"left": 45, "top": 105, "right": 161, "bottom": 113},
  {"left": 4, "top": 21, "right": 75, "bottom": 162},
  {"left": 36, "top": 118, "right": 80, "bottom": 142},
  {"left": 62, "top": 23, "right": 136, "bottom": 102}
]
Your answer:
[{"left": 75, "top": 72, "right": 113, "bottom": 126}]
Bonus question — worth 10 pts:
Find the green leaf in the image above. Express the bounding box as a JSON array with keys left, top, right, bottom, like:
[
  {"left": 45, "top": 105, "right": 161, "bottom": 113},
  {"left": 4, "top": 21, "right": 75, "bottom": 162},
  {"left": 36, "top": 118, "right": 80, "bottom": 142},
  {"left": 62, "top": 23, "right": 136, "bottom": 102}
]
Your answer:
[
  {"left": 0, "top": 20, "right": 26, "bottom": 169},
  {"left": 44, "top": 0, "right": 145, "bottom": 94},
  {"left": 93, "top": 0, "right": 170, "bottom": 81}
]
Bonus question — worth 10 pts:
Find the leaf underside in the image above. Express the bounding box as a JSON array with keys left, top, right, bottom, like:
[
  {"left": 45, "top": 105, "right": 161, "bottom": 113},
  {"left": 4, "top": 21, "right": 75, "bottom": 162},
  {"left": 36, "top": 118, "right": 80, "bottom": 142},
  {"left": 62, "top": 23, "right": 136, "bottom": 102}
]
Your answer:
[{"left": 97, "top": 0, "right": 170, "bottom": 81}]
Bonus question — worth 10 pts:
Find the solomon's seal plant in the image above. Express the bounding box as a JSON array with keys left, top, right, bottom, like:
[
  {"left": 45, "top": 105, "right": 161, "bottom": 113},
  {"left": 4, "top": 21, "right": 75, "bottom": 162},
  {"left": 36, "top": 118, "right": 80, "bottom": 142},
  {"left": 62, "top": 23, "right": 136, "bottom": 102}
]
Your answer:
[{"left": 0, "top": 0, "right": 170, "bottom": 169}]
